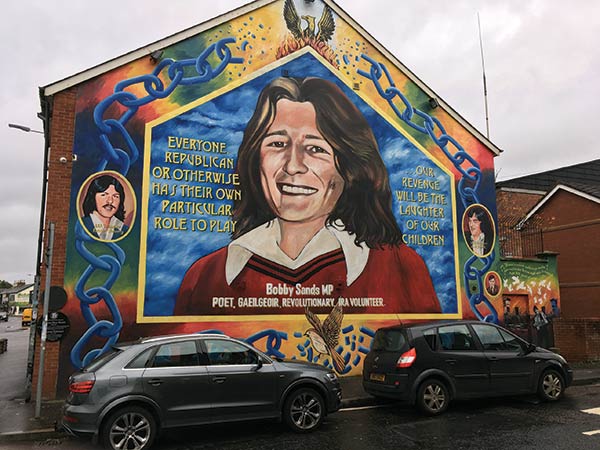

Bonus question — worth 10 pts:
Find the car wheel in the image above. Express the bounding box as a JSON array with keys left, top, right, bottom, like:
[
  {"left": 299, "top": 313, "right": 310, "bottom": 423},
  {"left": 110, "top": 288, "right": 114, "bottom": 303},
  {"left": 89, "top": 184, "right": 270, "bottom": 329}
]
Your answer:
[
  {"left": 538, "top": 369, "right": 565, "bottom": 402},
  {"left": 283, "top": 388, "right": 325, "bottom": 433},
  {"left": 416, "top": 379, "right": 449, "bottom": 415},
  {"left": 102, "top": 406, "right": 156, "bottom": 450}
]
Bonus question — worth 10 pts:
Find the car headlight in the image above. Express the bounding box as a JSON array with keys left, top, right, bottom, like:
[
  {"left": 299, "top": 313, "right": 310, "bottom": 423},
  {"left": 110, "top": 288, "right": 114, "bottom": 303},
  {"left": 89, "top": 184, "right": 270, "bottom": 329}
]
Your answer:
[{"left": 325, "top": 372, "right": 338, "bottom": 382}]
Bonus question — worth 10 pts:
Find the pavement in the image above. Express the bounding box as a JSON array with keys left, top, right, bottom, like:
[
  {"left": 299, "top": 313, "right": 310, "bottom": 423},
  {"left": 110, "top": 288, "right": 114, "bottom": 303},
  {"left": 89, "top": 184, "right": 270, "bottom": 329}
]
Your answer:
[{"left": 1, "top": 368, "right": 599, "bottom": 443}]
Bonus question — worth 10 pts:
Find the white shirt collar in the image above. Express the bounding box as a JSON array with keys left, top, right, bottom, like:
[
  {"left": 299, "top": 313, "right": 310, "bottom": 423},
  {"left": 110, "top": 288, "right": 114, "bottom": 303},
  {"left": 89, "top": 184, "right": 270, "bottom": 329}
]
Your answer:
[
  {"left": 90, "top": 211, "right": 124, "bottom": 241},
  {"left": 225, "top": 219, "right": 369, "bottom": 286}
]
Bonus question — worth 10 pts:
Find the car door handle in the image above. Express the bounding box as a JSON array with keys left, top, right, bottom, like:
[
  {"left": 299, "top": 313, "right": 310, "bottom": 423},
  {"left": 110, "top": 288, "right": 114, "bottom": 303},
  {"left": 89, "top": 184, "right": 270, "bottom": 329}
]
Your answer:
[
  {"left": 445, "top": 359, "right": 457, "bottom": 365},
  {"left": 488, "top": 356, "right": 499, "bottom": 361},
  {"left": 212, "top": 376, "right": 227, "bottom": 384},
  {"left": 147, "top": 378, "right": 163, "bottom": 386}
]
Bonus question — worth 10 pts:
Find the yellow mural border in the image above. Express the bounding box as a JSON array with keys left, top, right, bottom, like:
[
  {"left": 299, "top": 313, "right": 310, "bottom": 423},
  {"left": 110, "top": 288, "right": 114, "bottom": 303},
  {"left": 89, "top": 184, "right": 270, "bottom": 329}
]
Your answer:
[{"left": 137, "top": 46, "right": 462, "bottom": 323}]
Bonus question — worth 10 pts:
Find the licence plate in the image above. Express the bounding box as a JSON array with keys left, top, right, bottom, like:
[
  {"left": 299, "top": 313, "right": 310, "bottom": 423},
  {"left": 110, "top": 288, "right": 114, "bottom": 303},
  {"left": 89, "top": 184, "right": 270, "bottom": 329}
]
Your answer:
[{"left": 370, "top": 373, "right": 385, "bottom": 382}]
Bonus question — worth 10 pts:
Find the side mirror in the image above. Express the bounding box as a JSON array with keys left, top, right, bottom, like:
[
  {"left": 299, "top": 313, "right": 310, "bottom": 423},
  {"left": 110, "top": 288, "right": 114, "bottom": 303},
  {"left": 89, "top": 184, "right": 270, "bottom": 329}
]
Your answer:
[
  {"left": 522, "top": 343, "right": 536, "bottom": 355},
  {"left": 520, "top": 342, "right": 537, "bottom": 356},
  {"left": 252, "top": 355, "right": 263, "bottom": 372}
]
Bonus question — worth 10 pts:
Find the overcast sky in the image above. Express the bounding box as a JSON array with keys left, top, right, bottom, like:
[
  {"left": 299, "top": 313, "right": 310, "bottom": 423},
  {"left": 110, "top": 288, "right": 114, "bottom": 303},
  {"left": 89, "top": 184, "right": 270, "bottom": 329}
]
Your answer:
[{"left": 1, "top": 0, "right": 598, "bottom": 284}]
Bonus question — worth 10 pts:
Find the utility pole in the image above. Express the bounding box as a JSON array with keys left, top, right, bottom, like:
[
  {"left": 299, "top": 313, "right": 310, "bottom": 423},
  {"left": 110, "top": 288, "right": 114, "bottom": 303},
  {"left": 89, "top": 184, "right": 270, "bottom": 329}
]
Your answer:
[
  {"left": 8, "top": 122, "right": 47, "bottom": 401},
  {"left": 35, "top": 222, "right": 54, "bottom": 419},
  {"left": 477, "top": 12, "right": 490, "bottom": 139}
]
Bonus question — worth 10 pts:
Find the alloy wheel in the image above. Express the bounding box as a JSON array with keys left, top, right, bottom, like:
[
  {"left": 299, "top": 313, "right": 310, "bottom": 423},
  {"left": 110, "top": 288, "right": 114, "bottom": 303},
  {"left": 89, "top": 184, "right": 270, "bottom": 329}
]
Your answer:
[
  {"left": 289, "top": 391, "right": 323, "bottom": 430},
  {"left": 108, "top": 411, "right": 152, "bottom": 450},
  {"left": 423, "top": 383, "right": 447, "bottom": 412},
  {"left": 542, "top": 372, "right": 563, "bottom": 399}
]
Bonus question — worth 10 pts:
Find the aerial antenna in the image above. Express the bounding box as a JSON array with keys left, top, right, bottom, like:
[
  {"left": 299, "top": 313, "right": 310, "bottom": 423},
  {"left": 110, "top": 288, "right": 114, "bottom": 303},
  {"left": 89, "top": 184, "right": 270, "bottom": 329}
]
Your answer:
[{"left": 477, "top": 12, "right": 490, "bottom": 139}]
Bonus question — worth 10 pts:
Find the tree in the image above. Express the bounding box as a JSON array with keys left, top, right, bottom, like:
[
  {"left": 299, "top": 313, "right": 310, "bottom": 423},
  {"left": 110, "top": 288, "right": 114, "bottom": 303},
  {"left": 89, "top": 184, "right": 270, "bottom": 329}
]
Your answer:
[{"left": 0, "top": 280, "right": 13, "bottom": 289}]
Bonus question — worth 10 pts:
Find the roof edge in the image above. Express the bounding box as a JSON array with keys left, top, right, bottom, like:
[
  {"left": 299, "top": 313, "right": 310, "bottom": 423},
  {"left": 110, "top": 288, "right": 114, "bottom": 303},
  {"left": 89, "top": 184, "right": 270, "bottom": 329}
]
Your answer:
[
  {"left": 41, "top": 0, "right": 501, "bottom": 156},
  {"left": 518, "top": 184, "right": 600, "bottom": 228},
  {"left": 497, "top": 157, "right": 600, "bottom": 185},
  {"left": 42, "top": 0, "right": 274, "bottom": 96},
  {"left": 327, "top": 0, "right": 501, "bottom": 156},
  {"left": 496, "top": 187, "right": 546, "bottom": 195}
]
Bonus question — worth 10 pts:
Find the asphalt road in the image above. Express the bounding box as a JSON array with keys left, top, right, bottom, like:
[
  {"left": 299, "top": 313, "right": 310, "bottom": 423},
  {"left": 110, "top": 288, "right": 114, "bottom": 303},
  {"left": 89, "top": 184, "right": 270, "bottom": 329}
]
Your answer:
[
  {"left": 1, "top": 383, "right": 599, "bottom": 450},
  {"left": 0, "top": 315, "right": 30, "bottom": 401}
]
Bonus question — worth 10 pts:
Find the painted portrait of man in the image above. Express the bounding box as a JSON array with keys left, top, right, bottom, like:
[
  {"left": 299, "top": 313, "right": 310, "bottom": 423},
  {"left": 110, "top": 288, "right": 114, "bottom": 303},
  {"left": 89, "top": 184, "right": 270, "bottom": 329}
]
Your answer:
[
  {"left": 175, "top": 76, "right": 441, "bottom": 316},
  {"left": 463, "top": 205, "right": 494, "bottom": 257},
  {"left": 80, "top": 173, "right": 132, "bottom": 241},
  {"left": 486, "top": 273, "right": 500, "bottom": 296}
]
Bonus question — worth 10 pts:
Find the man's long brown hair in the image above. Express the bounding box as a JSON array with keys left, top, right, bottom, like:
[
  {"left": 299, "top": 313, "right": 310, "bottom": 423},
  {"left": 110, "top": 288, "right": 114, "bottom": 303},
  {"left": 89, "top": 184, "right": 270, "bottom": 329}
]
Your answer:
[{"left": 232, "top": 76, "right": 402, "bottom": 248}]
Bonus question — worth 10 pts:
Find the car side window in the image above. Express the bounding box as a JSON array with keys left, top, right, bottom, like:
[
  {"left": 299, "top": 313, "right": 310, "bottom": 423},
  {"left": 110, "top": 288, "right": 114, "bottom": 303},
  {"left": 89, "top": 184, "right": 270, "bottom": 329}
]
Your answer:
[
  {"left": 423, "top": 329, "right": 437, "bottom": 350},
  {"left": 150, "top": 341, "right": 199, "bottom": 368},
  {"left": 499, "top": 329, "right": 524, "bottom": 352},
  {"left": 473, "top": 325, "right": 508, "bottom": 351},
  {"left": 204, "top": 339, "right": 259, "bottom": 365},
  {"left": 438, "top": 325, "right": 476, "bottom": 351},
  {"left": 126, "top": 348, "right": 154, "bottom": 369}
]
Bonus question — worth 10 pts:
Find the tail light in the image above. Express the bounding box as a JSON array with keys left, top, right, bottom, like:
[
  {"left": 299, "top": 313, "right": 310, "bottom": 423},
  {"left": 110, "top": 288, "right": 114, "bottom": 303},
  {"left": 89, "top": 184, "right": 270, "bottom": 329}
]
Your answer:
[
  {"left": 69, "top": 380, "right": 95, "bottom": 394},
  {"left": 396, "top": 347, "right": 417, "bottom": 368}
]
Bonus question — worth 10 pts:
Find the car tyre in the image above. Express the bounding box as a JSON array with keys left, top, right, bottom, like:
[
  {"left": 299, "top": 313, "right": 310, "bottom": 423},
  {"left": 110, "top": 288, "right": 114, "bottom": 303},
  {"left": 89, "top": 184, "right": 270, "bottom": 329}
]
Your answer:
[
  {"left": 416, "top": 379, "right": 449, "bottom": 415},
  {"left": 283, "top": 388, "right": 325, "bottom": 433},
  {"left": 538, "top": 369, "right": 565, "bottom": 402},
  {"left": 102, "top": 406, "right": 156, "bottom": 450}
]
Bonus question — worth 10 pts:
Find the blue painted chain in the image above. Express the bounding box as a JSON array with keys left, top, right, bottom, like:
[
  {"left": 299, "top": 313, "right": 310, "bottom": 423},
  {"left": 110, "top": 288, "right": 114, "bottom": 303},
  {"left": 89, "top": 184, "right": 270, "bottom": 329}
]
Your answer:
[
  {"left": 70, "top": 37, "right": 245, "bottom": 368},
  {"left": 357, "top": 54, "right": 498, "bottom": 323}
]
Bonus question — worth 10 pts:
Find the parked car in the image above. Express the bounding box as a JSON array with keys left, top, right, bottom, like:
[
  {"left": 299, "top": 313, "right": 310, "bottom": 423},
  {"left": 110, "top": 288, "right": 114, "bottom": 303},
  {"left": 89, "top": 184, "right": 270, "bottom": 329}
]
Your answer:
[
  {"left": 363, "top": 320, "right": 573, "bottom": 415},
  {"left": 61, "top": 333, "right": 342, "bottom": 450},
  {"left": 0, "top": 310, "right": 8, "bottom": 322},
  {"left": 21, "top": 308, "right": 32, "bottom": 327}
]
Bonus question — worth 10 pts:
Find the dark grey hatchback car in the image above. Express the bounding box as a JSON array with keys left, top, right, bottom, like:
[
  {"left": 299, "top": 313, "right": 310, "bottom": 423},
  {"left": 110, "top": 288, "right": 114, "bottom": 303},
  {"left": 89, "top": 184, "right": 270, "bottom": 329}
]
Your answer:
[
  {"left": 62, "top": 333, "right": 341, "bottom": 450},
  {"left": 363, "top": 320, "right": 573, "bottom": 415}
]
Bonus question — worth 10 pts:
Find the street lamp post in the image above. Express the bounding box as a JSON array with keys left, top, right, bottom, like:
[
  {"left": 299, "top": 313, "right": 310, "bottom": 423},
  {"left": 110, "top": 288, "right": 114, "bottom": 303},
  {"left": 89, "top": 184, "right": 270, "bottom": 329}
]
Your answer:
[
  {"left": 8, "top": 122, "right": 47, "bottom": 407},
  {"left": 8, "top": 123, "right": 44, "bottom": 134}
]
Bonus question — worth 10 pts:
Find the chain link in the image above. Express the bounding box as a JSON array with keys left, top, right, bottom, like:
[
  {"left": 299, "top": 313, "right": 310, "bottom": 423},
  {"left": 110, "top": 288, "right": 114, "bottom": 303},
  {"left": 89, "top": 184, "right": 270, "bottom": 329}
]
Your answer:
[
  {"left": 245, "top": 329, "right": 288, "bottom": 359},
  {"left": 70, "top": 37, "right": 245, "bottom": 369},
  {"left": 358, "top": 55, "right": 498, "bottom": 323}
]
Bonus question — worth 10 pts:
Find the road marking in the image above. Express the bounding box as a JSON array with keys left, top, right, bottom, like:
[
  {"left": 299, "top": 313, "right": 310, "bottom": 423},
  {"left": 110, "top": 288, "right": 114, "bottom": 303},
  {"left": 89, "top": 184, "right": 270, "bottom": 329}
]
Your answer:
[{"left": 581, "top": 408, "right": 600, "bottom": 436}]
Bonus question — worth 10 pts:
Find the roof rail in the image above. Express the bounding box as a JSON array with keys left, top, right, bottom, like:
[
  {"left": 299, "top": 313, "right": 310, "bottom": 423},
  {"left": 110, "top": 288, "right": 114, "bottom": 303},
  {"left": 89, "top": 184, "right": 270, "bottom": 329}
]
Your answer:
[{"left": 140, "top": 333, "right": 229, "bottom": 343}]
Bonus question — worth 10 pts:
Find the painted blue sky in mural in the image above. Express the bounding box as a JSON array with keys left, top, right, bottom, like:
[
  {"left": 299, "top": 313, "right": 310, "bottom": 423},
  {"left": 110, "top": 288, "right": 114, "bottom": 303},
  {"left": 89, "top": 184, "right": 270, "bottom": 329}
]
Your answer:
[{"left": 144, "top": 53, "right": 456, "bottom": 315}]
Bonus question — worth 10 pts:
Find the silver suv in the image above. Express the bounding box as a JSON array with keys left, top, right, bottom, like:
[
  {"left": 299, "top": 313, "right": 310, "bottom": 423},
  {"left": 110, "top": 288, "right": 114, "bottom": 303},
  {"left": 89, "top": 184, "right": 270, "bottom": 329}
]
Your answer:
[{"left": 61, "top": 333, "right": 342, "bottom": 450}]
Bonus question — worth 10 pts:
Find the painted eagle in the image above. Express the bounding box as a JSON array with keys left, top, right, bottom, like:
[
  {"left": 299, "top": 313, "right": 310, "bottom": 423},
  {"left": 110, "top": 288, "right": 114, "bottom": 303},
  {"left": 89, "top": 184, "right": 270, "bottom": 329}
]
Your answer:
[{"left": 283, "top": 0, "right": 336, "bottom": 43}]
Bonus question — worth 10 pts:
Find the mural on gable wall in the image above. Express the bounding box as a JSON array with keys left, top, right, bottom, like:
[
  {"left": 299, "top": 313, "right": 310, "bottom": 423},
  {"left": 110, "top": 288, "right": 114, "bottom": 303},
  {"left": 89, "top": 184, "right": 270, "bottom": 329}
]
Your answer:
[
  {"left": 58, "top": 0, "right": 545, "bottom": 389},
  {"left": 494, "top": 257, "right": 561, "bottom": 345}
]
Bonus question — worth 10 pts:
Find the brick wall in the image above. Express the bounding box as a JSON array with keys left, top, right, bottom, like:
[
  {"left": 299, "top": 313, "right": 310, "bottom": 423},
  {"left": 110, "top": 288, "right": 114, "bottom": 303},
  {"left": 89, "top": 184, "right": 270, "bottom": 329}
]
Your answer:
[
  {"left": 32, "top": 88, "right": 77, "bottom": 400},
  {"left": 538, "top": 191, "right": 600, "bottom": 318},
  {"left": 496, "top": 189, "right": 544, "bottom": 218},
  {"left": 553, "top": 318, "right": 600, "bottom": 362}
]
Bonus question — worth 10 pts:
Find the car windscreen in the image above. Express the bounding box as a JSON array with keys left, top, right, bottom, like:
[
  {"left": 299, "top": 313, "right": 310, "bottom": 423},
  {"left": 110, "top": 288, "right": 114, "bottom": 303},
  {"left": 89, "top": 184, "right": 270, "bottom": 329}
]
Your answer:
[
  {"left": 371, "top": 329, "right": 409, "bottom": 352},
  {"left": 82, "top": 347, "right": 122, "bottom": 372}
]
